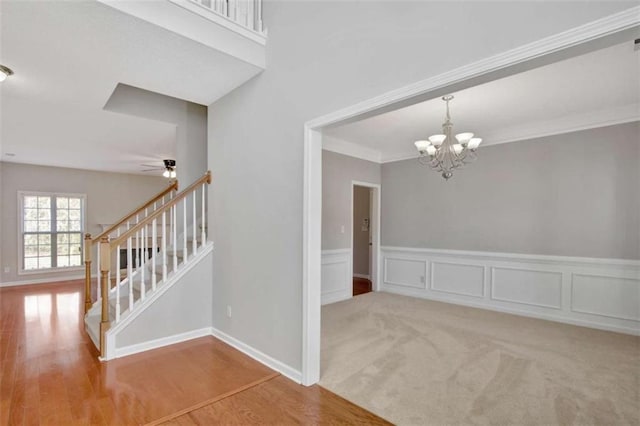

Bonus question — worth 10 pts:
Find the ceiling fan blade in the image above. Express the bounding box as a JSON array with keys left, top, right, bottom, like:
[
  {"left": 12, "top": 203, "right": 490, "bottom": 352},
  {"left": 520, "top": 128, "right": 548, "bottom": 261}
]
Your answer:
[{"left": 141, "top": 168, "right": 163, "bottom": 172}]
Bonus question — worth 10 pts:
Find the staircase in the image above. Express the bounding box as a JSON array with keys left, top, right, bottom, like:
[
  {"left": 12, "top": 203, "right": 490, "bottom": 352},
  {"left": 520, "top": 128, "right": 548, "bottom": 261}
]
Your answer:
[{"left": 83, "top": 172, "right": 212, "bottom": 360}]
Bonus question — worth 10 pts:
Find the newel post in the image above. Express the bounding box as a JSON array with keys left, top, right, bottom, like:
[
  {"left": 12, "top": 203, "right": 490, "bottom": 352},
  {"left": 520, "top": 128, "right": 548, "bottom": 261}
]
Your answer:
[
  {"left": 84, "top": 233, "right": 92, "bottom": 313},
  {"left": 99, "top": 236, "right": 111, "bottom": 358}
]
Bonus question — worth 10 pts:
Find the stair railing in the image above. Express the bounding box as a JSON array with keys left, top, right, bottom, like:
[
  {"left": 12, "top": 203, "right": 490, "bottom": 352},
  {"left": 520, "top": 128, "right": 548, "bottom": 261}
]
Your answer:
[
  {"left": 97, "top": 171, "right": 211, "bottom": 357},
  {"left": 84, "top": 181, "right": 178, "bottom": 313}
]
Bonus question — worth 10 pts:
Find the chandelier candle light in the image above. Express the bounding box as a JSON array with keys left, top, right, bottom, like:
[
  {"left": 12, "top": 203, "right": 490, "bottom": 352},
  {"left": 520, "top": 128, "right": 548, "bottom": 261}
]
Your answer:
[{"left": 414, "top": 95, "right": 482, "bottom": 180}]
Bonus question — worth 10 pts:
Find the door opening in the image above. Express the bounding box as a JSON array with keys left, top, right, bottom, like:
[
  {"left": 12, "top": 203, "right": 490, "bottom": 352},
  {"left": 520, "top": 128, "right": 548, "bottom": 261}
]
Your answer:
[
  {"left": 352, "top": 185, "right": 372, "bottom": 296},
  {"left": 350, "top": 181, "right": 380, "bottom": 297}
]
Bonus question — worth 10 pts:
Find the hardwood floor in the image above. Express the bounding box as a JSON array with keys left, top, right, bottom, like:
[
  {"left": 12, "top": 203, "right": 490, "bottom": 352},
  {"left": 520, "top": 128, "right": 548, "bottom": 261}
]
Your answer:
[
  {"left": 0, "top": 280, "right": 388, "bottom": 425},
  {"left": 163, "top": 375, "right": 390, "bottom": 425},
  {"left": 352, "top": 277, "right": 372, "bottom": 296}
]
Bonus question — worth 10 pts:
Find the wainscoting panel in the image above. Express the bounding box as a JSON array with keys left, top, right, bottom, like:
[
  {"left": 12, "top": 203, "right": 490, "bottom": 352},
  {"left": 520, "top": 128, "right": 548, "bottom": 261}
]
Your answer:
[
  {"left": 571, "top": 273, "right": 640, "bottom": 322},
  {"left": 381, "top": 246, "right": 640, "bottom": 335},
  {"left": 321, "top": 249, "right": 352, "bottom": 305},
  {"left": 431, "top": 262, "right": 484, "bottom": 298},
  {"left": 491, "top": 267, "right": 563, "bottom": 309},
  {"left": 384, "top": 257, "right": 427, "bottom": 289}
]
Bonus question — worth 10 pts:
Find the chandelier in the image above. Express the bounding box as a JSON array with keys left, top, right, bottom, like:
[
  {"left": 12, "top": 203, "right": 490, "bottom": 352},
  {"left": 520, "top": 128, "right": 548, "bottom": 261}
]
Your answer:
[{"left": 414, "top": 95, "right": 482, "bottom": 180}]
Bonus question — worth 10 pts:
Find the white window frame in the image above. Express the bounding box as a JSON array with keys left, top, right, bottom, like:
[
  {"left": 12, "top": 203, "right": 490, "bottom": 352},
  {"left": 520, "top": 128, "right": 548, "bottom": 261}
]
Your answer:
[{"left": 17, "top": 191, "right": 87, "bottom": 275}]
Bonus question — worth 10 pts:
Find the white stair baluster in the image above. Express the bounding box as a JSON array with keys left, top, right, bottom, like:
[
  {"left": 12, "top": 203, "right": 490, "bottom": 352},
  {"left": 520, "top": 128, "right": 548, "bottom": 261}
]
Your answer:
[
  {"left": 140, "top": 226, "right": 145, "bottom": 300},
  {"left": 201, "top": 183, "right": 206, "bottom": 244},
  {"left": 162, "top": 210, "right": 167, "bottom": 281},
  {"left": 183, "top": 198, "right": 188, "bottom": 263},
  {"left": 127, "top": 237, "right": 133, "bottom": 310},
  {"left": 135, "top": 228, "right": 140, "bottom": 275},
  {"left": 173, "top": 205, "right": 178, "bottom": 271},
  {"left": 152, "top": 218, "right": 157, "bottom": 291},
  {"left": 192, "top": 192, "right": 197, "bottom": 255},
  {"left": 115, "top": 243, "right": 121, "bottom": 322}
]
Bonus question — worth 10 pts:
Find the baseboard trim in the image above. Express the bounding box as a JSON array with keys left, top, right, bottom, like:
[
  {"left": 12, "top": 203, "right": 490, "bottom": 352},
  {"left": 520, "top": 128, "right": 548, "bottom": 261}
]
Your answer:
[
  {"left": 353, "top": 273, "right": 370, "bottom": 280},
  {"left": 210, "top": 327, "right": 302, "bottom": 384},
  {"left": 114, "top": 327, "right": 214, "bottom": 359},
  {"left": 0, "top": 274, "right": 87, "bottom": 288}
]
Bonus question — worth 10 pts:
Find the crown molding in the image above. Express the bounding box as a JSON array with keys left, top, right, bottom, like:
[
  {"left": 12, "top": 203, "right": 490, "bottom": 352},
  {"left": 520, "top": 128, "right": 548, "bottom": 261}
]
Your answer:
[{"left": 322, "top": 135, "right": 382, "bottom": 163}]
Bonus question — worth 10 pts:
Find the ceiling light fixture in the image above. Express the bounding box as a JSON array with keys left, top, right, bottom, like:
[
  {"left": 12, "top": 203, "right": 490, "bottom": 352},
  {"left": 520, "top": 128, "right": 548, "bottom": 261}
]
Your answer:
[
  {"left": 162, "top": 159, "right": 177, "bottom": 179},
  {"left": 0, "top": 65, "right": 14, "bottom": 82},
  {"left": 414, "top": 95, "right": 482, "bottom": 180}
]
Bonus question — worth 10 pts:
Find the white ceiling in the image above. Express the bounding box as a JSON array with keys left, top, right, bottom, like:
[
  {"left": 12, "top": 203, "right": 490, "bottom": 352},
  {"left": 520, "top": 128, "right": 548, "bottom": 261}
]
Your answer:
[
  {"left": 0, "top": 1, "right": 261, "bottom": 174},
  {"left": 324, "top": 41, "right": 640, "bottom": 163}
]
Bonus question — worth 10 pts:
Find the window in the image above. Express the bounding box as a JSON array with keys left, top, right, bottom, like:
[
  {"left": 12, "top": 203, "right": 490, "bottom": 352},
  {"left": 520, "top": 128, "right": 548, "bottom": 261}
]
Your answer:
[{"left": 20, "top": 192, "right": 86, "bottom": 272}]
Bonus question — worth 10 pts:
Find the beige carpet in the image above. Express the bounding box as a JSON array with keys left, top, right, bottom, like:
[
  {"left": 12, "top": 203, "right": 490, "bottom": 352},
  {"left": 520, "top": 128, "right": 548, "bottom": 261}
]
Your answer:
[{"left": 320, "top": 292, "right": 640, "bottom": 425}]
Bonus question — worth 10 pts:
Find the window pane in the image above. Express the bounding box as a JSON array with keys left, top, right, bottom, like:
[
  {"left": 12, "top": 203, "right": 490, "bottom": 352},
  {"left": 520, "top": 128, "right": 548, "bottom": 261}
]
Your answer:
[
  {"left": 58, "top": 256, "right": 69, "bottom": 267},
  {"left": 69, "top": 255, "right": 81, "bottom": 266},
  {"left": 56, "top": 197, "right": 68, "bottom": 208},
  {"left": 57, "top": 234, "right": 68, "bottom": 244},
  {"left": 58, "top": 244, "right": 69, "bottom": 255},
  {"left": 24, "top": 245, "right": 38, "bottom": 257},
  {"left": 24, "top": 235, "right": 38, "bottom": 245},
  {"left": 57, "top": 209, "right": 68, "bottom": 221},
  {"left": 69, "top": 198, "right": 81, "bottom": 209},
  {"left": 57, "top": 220, "right": 69, "bottom": 232},
  {"left": 70, "top": 243, "right": 82, "bottom": 255},
  {"left": 24, "top": 209, "right": 38, "bottom": 220},
  {"left": 38, "top": 257, "right": 51, "bottom": 269},
  {"left": 68, "top": 209, "right": 81, "bottom": 221},
  {"left": 25, "top": 258, "right": 38, "bottom": 270},
  {"left": 37, "top": 197, "right": 51, "bottom": 208},
  {"left": 24, "top": 196, "right": 38, "bottom": 208},
  {"left": 38, "top": 221, "right": 51, "bottom": 232},
  {"left": 24, "top": 221, "right": 38, "bottom": 232},
  {"left": 38, "top": 234, "right": 51, "bottom": 245},
  {"left": 69, "top": 221, "right": 81, "bottom": 231},
  {"left": 70, "top": 234, "right": 81, "bottom": 244},
  {"left": 38, "top": 209, "right": 51, "bottom": 220},
  {"left": 38, "top": 245, "right": 51, "bottom": 256}
]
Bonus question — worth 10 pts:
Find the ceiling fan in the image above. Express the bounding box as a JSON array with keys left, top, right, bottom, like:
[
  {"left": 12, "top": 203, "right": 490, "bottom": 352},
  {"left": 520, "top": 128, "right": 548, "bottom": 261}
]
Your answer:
[{"left": 141, "top": 159, "right": 176, "bottom": 178}]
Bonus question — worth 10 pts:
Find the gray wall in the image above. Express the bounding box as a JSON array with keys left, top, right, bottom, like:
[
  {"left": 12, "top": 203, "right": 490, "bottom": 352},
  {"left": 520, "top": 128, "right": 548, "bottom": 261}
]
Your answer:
[
  {"left": 104, "top": 83, "right": 208, "bottom": 187},
  {"left": 0, "top": 162, "right": 167, "bottom": 283},
  {"left": 382, "top": 122, "right": 640, "bottom": 260},
  {"left": 322, "top": 150, "right": 381, "bottom": 250},
  {"left": 207, "top": 1, "right": 634, "bottom": 372},
  {"left": 353, "top": 186, "right": 371, "bottom": 276}
]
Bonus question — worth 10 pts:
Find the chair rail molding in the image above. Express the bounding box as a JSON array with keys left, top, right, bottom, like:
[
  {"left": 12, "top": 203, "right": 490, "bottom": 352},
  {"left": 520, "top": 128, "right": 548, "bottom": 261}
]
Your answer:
[{"left": 380, "top": 246, "right": 640, "bottom": 336}]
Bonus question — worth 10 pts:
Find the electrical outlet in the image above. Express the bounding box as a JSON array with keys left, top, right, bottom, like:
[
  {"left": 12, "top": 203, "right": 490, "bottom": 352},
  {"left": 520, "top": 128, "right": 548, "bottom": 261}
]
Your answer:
[
  {"left": 3, "top": 267, "right": 9, "bottom": 274},
  {"left": 226, "top": 305, "right": 232, "bottom": 318}
]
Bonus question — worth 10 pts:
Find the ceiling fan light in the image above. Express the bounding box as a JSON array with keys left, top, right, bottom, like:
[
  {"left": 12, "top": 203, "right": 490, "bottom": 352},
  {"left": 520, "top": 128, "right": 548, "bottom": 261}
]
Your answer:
[
  {"left": 414, "top": 140, "right": 431, "bottom": 152},
  {"left": 455, "top": 132, "right": 474, "bottom": 144},
  {"left": 428, "top": 134, "right": 446, "bottom": 147},
  {"left": 170, "top": 170, "right": 176, "bottom": 178},
  {"left": 163, "top": 169, "right": 170, "bottom": 178},
  {"left": 468, "top": 137, "right": 482, "bottom": 149}
]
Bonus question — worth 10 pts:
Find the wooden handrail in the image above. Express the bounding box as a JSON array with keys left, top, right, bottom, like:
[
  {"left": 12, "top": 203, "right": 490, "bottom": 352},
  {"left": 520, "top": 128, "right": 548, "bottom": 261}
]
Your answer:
[
  {"left": 110, "top": 171, "right": 211, "bottom": 249},
  {"left": 92, "top": 181, "right": 178, "bottom": 244}
]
